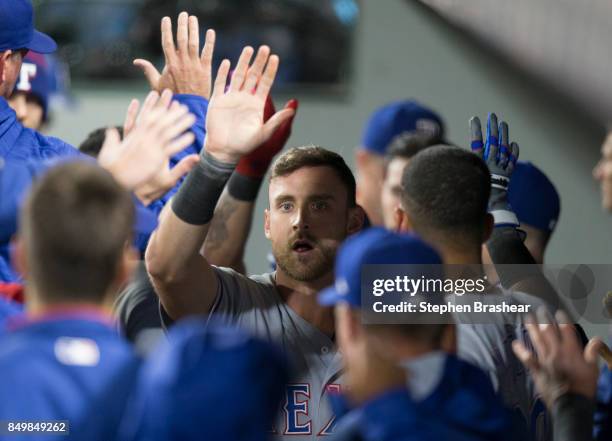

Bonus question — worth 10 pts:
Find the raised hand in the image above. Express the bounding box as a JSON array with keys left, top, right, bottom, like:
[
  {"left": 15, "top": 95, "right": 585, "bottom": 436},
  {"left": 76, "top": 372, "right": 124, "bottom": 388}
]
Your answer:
[
  {"left": 134, "top": 12, "right": 215, "bottom": 99},
  {"left": 512, "top": 308, "right": 603, "bottom": 409},
  {"left": 235, "top": 98, "right": 298, "bottom": 178},
  {"left": 204, "top": 46, "right": 295, "bottom": 163},
  {"left": 99, "top": 90, "right": 197, "bottom": 192},
  {"left": 470, "top": 113, "right": 520, "bottom": 227},
  {"left": 470, "top": 113, "right": 520, "bottom": 188}
]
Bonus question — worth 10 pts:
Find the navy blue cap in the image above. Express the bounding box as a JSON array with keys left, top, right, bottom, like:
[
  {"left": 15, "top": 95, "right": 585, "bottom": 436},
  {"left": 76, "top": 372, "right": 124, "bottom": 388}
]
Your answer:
[
  {"left": 123, "top": 319, "right": 289, "bottom": 441},
  {"left": 508, "top": 161, "right": 560, "bottom": 233},
  {"left": 0, "top": 0, "right": 57, "bottom": 54},
  {"left": 14, "top": 52, "right": 51, "bottom": 118},
  {"left": 361, "top": 100, "right": 445, "bottom": 155},
  {"left": 318, "top": 227, "right": 443, "bottom": 308}
]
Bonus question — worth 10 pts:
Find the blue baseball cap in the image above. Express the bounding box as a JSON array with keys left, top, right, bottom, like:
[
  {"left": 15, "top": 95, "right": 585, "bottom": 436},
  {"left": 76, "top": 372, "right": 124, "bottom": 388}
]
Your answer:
[
  {"left": 318, "top": 227, "right": 443, "bottom": 308},
  {"left": 508, "top": 161, "right": 560, "bottom": 233},
  {"left": 122, "top": 319, "right": 289, "bottom": 441},
  {"left": 361, "top": 100, "right": 445, "bottom": 155},
  {"left": 14, "top": 52, "right": 51, "bottom": 119},
  {"left": 0, "top": 0, "right": 57, "bottom": 54}
]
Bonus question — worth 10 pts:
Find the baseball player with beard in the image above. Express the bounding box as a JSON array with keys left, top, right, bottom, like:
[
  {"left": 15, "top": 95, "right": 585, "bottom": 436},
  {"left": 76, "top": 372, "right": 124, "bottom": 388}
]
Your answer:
[{"left": 146, "top": 42, "right": 365, "bottom": 438}]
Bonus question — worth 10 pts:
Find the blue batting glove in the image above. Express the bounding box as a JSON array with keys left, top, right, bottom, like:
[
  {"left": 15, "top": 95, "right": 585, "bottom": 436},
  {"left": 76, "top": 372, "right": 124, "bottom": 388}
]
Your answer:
[{"left": 470, "top": 113, "right": 520, "bottom": 228}]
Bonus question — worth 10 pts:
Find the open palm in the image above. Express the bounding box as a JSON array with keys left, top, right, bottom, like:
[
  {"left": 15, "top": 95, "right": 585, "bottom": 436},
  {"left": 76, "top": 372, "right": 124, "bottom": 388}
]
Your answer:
[{"left": 204, "top": 46, "right": 295, "bottom": 164}]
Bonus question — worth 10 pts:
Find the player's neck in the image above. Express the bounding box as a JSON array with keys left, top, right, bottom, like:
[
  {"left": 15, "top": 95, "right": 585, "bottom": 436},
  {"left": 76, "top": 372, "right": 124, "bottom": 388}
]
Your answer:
[
  {"left": 275, "top": 270, "right": 336, "bottom": 338},
  {"left": 439, "top": 247, "right": 483, "bottom": 266},
  {"left": 25, "top": 285, "right": 115, "bottom": 317}
]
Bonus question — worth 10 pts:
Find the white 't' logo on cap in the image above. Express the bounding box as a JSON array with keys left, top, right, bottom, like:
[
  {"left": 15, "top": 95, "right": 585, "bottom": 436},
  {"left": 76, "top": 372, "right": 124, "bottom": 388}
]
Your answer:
[{"left": 16, "top": 63, "right": 37, "bottom": 92}]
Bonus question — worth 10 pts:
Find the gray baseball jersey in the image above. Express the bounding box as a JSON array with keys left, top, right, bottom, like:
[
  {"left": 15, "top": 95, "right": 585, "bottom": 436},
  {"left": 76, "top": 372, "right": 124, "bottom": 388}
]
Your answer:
[
  {"left": 161, "top": 266, "right": 342, "bottom": 440},
  {"left": 454, "top": 288, "right": 552, "bottom": 441}
]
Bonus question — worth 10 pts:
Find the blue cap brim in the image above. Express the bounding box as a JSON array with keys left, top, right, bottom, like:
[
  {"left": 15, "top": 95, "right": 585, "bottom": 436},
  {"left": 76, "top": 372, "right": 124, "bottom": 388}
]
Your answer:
[
  {"left": 134, "top": 204, "right": 158, "bottom": 235},
  {"left": 27, "top": 30, "right": 57, "bottom": 54},
  {"left": 318, "top": 286, "right": 343, "bottom": 306}
]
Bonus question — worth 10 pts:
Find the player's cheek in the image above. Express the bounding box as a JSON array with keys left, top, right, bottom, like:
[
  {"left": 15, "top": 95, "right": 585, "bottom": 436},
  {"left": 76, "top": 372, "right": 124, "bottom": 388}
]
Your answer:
[{"left": 603, "top": 163, "right": 612, "bottom": 182}]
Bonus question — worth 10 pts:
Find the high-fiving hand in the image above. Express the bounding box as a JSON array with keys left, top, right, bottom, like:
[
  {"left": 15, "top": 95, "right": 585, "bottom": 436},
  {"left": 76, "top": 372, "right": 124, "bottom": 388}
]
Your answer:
[
  {"left": 204, "top": 46, "right": 295, "bottom": 164},
  {"left": 99, "top": 90, "right": 198, "bottom": 194},
  {"left": 512, "top": 308, "right": 603, "bottom": 409},
  {"left": 134, "top": 12, "right": 215, "bottom": 99},
  {"left": 470, "top": 113, "right": 520, "bottom": 227}
]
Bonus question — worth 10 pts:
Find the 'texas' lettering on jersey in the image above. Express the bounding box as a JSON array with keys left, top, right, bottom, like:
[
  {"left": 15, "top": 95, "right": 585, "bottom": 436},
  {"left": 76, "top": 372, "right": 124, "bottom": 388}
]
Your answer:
[{"left": 271, "top": 384, "right": 340, "bottom": 436}]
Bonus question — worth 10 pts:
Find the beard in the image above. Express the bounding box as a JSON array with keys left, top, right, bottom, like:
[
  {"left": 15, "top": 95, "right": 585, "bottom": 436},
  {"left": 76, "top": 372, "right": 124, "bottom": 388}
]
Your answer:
[{"left": 273, "top": 233, "right": 337, "bottom": 282}]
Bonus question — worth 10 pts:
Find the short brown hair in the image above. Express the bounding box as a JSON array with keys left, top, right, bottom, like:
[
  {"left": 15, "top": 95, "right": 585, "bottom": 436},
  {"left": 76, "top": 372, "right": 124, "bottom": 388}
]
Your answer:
[
  {"left": 270, "top": 146, "right": 356, "bottom": 206},
  {"left": 20, "top": 161, "right": 134, "bottom": 303},
  {"left": 384, "top": 131, "right": 443, "bottom": 170}
]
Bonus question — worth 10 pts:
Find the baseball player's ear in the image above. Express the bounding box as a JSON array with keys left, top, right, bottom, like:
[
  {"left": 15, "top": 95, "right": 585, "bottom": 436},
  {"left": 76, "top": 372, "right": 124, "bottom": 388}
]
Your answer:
[
  {"left": 111, "top": 244, "right": 139, "bottom": 294},
  {"left": 347, "top": 205, "right": 365, "bottom": 235},
  {"left": 335, "top": 304, "right": 360, "bottom": 347},
  {"left": 395, "top": 206, "right": 412, "bottom": 233},
  {"left": 482, "top": 213, "right": 494, "bottom": 243},
  {"left": 117, "top": 245, "right": 139, "bottom": 287},
  {"left": 10, "top": 235, "right": 27, "bottom": 278},
  {"left": 264, "top": 208, "right": 271, "bottom": 239},
  {"left": 0, "top": 50, "right": 10, "bottom": 83}
]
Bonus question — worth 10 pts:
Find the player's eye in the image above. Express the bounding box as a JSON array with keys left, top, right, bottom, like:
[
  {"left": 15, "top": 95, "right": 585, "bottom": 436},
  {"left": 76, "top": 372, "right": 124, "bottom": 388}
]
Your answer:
[
  {"left": 279, "top": 202, "right": 293, "bottom": 212},
  {"left": 311, "top": 200, "right": 328, "bottom": 210}
]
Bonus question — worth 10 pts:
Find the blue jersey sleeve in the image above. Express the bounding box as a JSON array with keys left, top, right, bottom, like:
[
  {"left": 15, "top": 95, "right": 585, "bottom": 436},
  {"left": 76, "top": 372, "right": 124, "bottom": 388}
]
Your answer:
[
  {"left": 594, "top": 364, "right": 612, "bottom": 441},
  {"left": 0, "top": 97, "right": 82, "bottom": 160}
]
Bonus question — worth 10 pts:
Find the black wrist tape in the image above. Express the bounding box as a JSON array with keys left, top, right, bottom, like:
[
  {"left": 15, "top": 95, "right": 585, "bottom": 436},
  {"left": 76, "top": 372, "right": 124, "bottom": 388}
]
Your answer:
[
  {"left": 486, "top": 226, "right": 538, "bottom": 286},
  {"left": 172, "top": 152, "right": 236, "bottom": 225},
  {"left": 227, "top": 172, "right": 263, "bottom": 202}
]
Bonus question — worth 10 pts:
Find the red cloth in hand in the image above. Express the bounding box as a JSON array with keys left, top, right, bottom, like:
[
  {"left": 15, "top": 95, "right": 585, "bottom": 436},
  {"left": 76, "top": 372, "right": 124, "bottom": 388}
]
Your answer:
[
  {"left": 0, "top": 282, "right": 24, "bottom": 304},
  {"left": 235, "top": 98, "right": 298, "bottom": 178}
]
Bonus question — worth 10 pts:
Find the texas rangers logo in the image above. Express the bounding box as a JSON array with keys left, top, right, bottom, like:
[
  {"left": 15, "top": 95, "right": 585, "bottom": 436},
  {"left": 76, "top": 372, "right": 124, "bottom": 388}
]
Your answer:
[{"left": 16, "top": 62, "right": 38, "bottom": 92}]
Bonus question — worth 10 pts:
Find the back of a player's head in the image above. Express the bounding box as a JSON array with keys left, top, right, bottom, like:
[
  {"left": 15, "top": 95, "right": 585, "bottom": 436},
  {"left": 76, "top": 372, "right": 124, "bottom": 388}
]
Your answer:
[
  {"left": 20, "top": 161, "right": 134, "bottom": 303},
  {"left": 400, "top": 145, "right": 491, "bottom": 248},
  {"left": 123, "top": 320, "right": 289, "bottom": 441},
  {"left": 361, "top": 100, "right": 445, "bottom": 156},
  {"left": 79, "top": 126, "right": 123, "bottom": 158},
  {"left": 270, "top": 145, "right": 356, "bottom": 207},
  {"left": 508, "top": 161, "right": 560, "bottom": 234}
]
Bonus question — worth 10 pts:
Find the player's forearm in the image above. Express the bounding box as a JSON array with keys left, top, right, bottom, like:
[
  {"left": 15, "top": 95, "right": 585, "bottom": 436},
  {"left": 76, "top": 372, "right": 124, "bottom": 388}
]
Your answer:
[
  {"left": 146, "top": 151, "right": 237, "bottom": 316},
  {"left": 487, "top": 226, "right": 569, "bottom": 313},
  {"left": 202, "top": 188, "right": 254, "bottom": 274},
  {"left": 146, "top": 205, "right": 211, "bottom": 285},
  {"left": 552, "top": 393, "right": 595, "bottom": 441}
]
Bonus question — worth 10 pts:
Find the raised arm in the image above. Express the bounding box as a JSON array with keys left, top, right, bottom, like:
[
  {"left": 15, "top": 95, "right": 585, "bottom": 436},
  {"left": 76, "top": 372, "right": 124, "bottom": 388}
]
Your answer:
[
  {"left": 145, "top": 44, "right": 294, "bottom": 320},
  {"left": 513, "top": 309, "right": 604, "bottom": 441},
  {"left": 132, "top": 13, "right": 215, "bottom": 208},
  {"left": 203, "top": 97, "right": 297, "bottom": 273},
  {"left": 470, "top": 114, "right": 568, "bottom": 312}
]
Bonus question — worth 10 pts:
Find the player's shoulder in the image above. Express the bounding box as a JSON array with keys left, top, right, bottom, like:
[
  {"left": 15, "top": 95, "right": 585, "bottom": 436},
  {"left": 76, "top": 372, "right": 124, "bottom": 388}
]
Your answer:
[
  {"left": 498, "top": 286, "right": 546, "bottom": 306},
  {"left": 34, "top": 132, "right": 80, "bottom": 158},
  {"left": 211, "top": 266, "right": 281, "bottom": 315},
  {"left": 213, "top": 265, "right": 277, "bottom": 293},
  {"left": 0, "top": 319, "right": 134, "bottom": 362}
]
